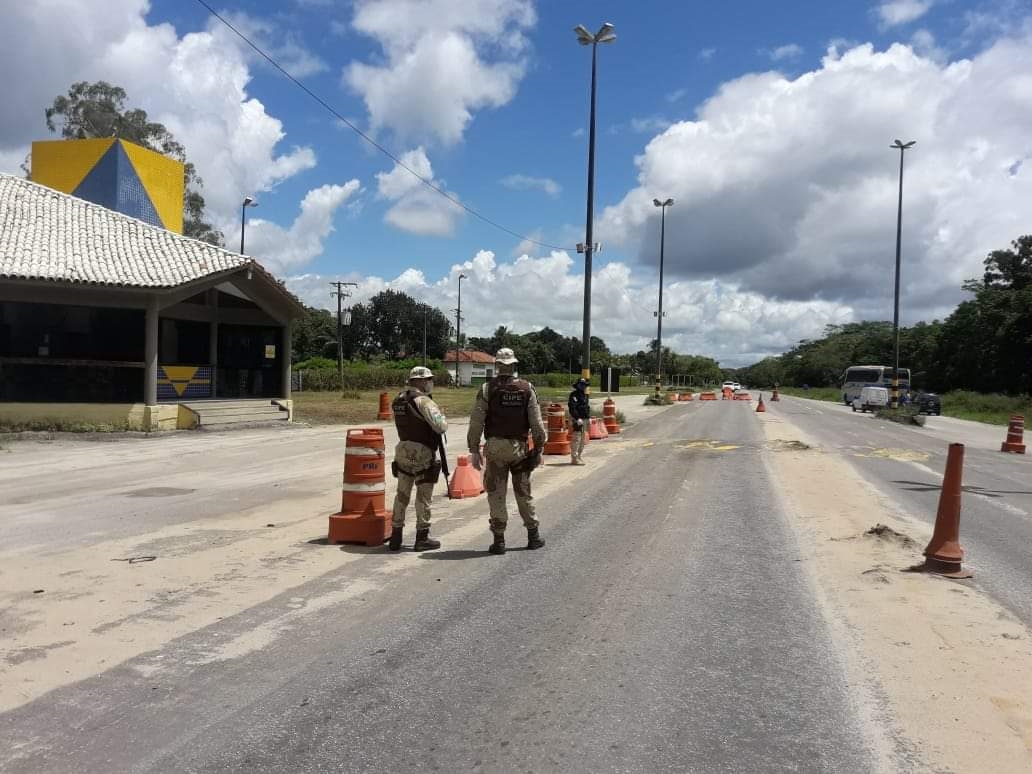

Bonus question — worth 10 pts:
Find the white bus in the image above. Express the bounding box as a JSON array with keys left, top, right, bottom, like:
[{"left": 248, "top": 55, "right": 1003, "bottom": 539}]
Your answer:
[{"left": 841, "top": 365, "right": 911, "bottom": 405}]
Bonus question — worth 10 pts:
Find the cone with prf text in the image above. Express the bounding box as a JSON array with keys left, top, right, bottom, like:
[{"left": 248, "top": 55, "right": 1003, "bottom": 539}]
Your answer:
[
  {"left": 922, "top": 443, "right": 973, "bottom": 578},
  {"left": 756, "top": 393, "right": 766, "bottom": 413}
]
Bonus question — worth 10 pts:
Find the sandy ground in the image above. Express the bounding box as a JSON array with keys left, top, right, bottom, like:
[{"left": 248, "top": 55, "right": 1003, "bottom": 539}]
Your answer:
[
  {"left": 758, "top": 409, "right": 1032, "bottom": 773},
  {"left": 2, "top": 395, "right": 1031, "bottom": 773}
]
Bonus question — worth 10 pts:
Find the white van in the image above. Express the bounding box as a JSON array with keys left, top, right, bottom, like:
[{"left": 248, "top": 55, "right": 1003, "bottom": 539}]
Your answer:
[{"left": 852, "top": 385, "right": 889, "bottom": 413}]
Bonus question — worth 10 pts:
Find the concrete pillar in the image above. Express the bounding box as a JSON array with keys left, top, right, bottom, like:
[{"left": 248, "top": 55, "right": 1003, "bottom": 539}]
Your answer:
[
  {"left": 281, "top": 320, "right": 292, "bottom": 400},
  {"left": 144, "top": 296, "right": 159, "bottom": 406},
  {"left": 209, "top": 289, "right": 219, "bottom": 398}
]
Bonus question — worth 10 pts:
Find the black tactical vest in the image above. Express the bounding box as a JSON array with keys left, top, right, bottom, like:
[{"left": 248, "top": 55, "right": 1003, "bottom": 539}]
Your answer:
[
  {"left": 392, "top": 390, "right": 438, "bottom": 449},
  {"left": 485, "top": 377, "right": 531, "bottom": 439}
]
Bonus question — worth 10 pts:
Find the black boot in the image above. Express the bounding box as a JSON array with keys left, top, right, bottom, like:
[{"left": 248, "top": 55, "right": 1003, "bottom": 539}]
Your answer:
[
  {"left": 526, "top": 527, "right": 545, "bottom": 550},
  {"left": 413, "top": 527, "right": 440, "bottom": 552},
  {"left": 488, "top": 534, "right": 506, "bottom": 555},
  {"left": 388, "top": 527, "right": 403, "bottom": 551}
]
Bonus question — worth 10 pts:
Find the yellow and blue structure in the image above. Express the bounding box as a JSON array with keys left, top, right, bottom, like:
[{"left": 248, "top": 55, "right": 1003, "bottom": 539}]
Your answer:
[{"left": 31, "top": 138, "right": 185, "bottom": 233}]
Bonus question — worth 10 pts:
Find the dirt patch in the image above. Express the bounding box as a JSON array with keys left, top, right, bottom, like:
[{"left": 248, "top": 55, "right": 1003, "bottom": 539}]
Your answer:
[
  {"left": 864, "top": 523, "right": 919, "bottom": 549},
  {"left": 767, "top": 439, "right": 812, "bottom": 451}
]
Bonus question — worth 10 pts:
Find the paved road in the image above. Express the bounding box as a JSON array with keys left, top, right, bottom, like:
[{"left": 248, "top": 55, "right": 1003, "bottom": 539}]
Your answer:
[
  {"left": 778, "top": 395, "right": 1032, "bottom": 626},
  {"left": 1, "top": 400, "right": 906, "bottom": 773}
]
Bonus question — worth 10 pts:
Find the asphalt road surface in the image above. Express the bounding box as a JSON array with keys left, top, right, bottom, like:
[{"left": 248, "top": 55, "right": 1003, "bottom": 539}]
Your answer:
[
  {"left": 779, "top": 395, "right": 1032, "bottom": 627},
  {"left": 1, "top": 398, "right": 973, "bottom": 772}
]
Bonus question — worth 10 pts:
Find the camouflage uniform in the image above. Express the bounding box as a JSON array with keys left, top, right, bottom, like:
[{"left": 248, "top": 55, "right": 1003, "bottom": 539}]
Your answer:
[
  {"left": 467, "top": 372, "right": 547, "bottom": 538},
  {"left": 568, "top": 379, "right": 590, "bottom": 465},
  {"left": 391, "top": 386, "right": 447, "bottom": 530}
]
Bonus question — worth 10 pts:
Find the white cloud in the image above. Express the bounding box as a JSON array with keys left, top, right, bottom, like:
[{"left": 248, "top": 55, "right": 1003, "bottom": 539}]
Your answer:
[
  {"left": 630, "top": 116, "right": 674, "bottom": 134},
  {"left": 876, "top": 0, "right": 934, "bottom": 28},
  {"left": 246, "top": 181, "right": 361, "bottom": 274},
  {"left": 343, "top": 0, "right": 536, "bottom": 146},
  {"left": 500, "top": 174, "right": 561, "bottom": 197},
  {"left": 376, "top": 148, "right": 464, "bottom": 236},
  {"left": 595, "top": 34, "right": 1032, "bottom": 332},
  {"left": 284, "top": 249, "right": 852, "bottom": 367},
  {"left": 0, "top": 0, "right": 319, "bottom": 246},
  {"left": 767, "top": 43, "right": 804, "bottom": 61}
]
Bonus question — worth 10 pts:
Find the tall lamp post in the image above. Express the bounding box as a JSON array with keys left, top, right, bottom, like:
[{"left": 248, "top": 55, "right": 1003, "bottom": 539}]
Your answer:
[
  {"left": 574, "top": 21, "right": 616, "bottom": 386},
  {"left": 240, "top": 196, "right": 257, "bottom": 254},
  {"left": 653, "top": 197, "right": 674, "bottom": 396},
  {"left": 890, "top": 139, "right": 915, "bottom": 408},
  {"left": 454, "top": 273, "right": 467, "bottom": 387},
  {"left": 421, "top": 304, "right": 428, "bottom": 367}
]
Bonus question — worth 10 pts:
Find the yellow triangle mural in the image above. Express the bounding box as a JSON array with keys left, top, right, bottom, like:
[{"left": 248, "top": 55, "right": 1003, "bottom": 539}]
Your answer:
[
  {"left": 121, "top": 141, "right": 185, "bottom": 233},
  {"left": 158, "top": 366, "right": 207, "bottom": 397},
  {"left": 30, "top": 138, "right": 115, "bottom": 195}
]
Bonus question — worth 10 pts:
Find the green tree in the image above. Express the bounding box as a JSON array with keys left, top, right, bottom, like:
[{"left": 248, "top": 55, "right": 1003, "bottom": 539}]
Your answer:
[
  {"left": 42, "top": 81, "right": 223, "bottom": 245},
  {"left": 291, "top": 306, "right": 336, "bottom": 362}
]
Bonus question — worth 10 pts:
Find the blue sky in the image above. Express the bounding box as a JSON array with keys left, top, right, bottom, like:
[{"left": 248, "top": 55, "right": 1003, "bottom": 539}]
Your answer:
[{"left": 2, "top": 1, "right": 1031, "bottom": 366}]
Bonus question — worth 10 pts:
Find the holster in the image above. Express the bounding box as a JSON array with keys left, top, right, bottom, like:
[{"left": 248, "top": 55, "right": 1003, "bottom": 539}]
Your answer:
[
  {"left": 416, "top": 460, "right": 442, "bottom": 485},
  {"left": 514, "top": 449, "right": 541, "bottom": 473},
  {"left": 390, "top": 460, "right": 399, "bottom": 478}
]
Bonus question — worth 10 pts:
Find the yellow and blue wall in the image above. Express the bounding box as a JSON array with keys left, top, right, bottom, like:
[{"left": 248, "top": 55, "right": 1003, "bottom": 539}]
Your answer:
[{"left": 31, "top": 138, "right": 185, "bottom": 233}]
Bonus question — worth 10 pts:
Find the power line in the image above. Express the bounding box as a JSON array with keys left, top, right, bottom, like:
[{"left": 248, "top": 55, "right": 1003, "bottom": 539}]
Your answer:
[{"left": 193, "top": 0, "right": 571, "bottom": 252}]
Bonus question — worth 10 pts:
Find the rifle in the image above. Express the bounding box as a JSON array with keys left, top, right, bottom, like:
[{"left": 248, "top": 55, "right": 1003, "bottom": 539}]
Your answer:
[{"left": 438, "top": 432, "right": 453, "bottom": 499}]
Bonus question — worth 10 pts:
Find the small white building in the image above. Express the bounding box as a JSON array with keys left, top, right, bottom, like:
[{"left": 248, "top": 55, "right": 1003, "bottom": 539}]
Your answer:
[{"left": 444, "top": 349, "right": 495, "bottom": 386}]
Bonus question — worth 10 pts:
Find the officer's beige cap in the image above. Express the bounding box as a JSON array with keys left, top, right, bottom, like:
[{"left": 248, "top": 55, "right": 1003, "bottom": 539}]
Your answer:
[
  {"left": 494, "top": 347, "right": 518, "bottom": 365},
  {"left": 408, "top": 366, "right": 434, "bottom": 380}
]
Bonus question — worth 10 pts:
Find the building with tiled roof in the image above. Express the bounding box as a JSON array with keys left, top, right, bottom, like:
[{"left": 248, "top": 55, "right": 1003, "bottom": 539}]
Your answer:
[
  {"left": 443, "top": 349, "right": 496, "bottom": 386},
  {"left": 0, "top": 171, "right": 304, "bottom": 430}
]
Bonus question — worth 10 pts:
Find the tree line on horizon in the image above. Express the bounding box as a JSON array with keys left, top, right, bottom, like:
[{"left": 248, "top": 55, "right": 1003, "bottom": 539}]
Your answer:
[{"left": 737, "top": 235, "right": 1032, "bottom": 396}]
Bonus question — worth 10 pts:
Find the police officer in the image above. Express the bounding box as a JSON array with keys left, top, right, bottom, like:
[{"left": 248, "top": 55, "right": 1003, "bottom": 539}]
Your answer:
[
  {"left": 568, "top": 377, "right": 590, "bottom": 465},
  {"left": 389, "top": 365, "right": 448, "bottom": 551},
  {"left": 467, "top": 348, "right": 547, "bottom": 555}
]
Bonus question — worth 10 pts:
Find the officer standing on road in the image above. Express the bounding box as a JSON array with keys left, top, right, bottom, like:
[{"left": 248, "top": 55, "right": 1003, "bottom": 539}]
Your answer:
[
  {"left": 389, "top": 366, "right": 447, "bottom": 552},
  {"left": 468, "top": 348, "right": 547, "bottom": 555},
  {"left": 568, "top": 377, "right": 590, "bottom": 465}
]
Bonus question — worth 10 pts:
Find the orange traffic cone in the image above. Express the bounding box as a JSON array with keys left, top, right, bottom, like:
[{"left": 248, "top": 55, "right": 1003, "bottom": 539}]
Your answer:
[
  {"left": 588, "top": 416, "right": 606, "bottom": 440},
  {"left": 448, "top": 454, "right": 484, "bottom": 498},
  {"left": 377, "top": 391, "right": 392, "bottom": 420},
  {"left": 922, "top": 443, "right": 973, "bottom": 578},
  {"left": 1000, "top": 415, "right": 1026, "bottom": 454},
  {"left": 756, "top": 394, "right": 766, "bottom": 413}
]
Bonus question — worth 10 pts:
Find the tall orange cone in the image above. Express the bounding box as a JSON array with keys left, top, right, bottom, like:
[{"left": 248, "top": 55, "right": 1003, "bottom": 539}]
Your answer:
[
  {"left": 922, "top": 443, "right": 973, "bottom": 578},
  {"left": 377, "top": 391, "right": 392, "bottom": 420},
  {"left": 1000, "top": 414, "right": 1026, "bottom": 454},
  {"left": 756, "top": 393, "right": 766, "bottom": 413}
]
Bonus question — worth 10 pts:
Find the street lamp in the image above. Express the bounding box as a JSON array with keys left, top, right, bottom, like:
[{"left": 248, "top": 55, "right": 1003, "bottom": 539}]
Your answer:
[
  {"left": 890, "top": 139, "right": 915, "bottom": 408},
  {"left": 574, "top": 21, "right": 616, "bottom": 386},
  {"left": 421, "top": 304, "right": 428, "bottom": 366},
  {"left": 240, "top": 196, "right": 258, "bottom": 254},
  {"left": 454, "top": 273, "right": 467, "bottom": 387},
  {"left": 653, "top": 197, "right": 674, "bottom": 395}
]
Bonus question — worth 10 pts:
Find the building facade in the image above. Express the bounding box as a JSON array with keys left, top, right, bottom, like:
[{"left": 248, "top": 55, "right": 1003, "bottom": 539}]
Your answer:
[{"left": 0, "top": 173, "right": 303, "bottom": 430}]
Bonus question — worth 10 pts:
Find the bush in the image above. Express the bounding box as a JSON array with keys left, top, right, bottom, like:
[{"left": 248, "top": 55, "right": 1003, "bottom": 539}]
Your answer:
[
  {"left": 295, "top": 365, "right": 453, "bottom": 392},
  {"left": 294, "top": 356, "right": 337, "bottom": 371}
]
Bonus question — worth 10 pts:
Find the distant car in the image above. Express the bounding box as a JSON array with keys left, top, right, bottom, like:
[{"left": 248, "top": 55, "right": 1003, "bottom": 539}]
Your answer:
[
  {"left": 721, "top": 381, "right": 739, "bottom": 393},
  {"left": 914, "top": 392, "right": 941, "bottom": 415},
  {"left": 852, "top": 385, "right": 889, "bottom": 413}
]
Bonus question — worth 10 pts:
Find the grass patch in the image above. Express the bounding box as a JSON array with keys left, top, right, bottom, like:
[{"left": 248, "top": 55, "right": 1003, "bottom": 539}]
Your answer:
[{"left": 0, "top": 419, "right": 136, "bottom": 433}]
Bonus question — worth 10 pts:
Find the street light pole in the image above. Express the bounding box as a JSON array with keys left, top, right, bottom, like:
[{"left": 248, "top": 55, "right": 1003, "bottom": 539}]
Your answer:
[
  {"left": 890, "top": 139, "right": 915, "bottom": 408},
  {"left": 422, "top": 305, "right": 427, "bottom": 367},
  {"left": 240, "top": 196, "right": 257, "bottom": 254},
  {"left": 575, "top": 22, "right": 616, "bottom": 387},
  {"left": 454, "top": 273, "right": 467, "bottom": 387},
  {"left": 653, "top": 198, "right": 674, "bottom": 396}
]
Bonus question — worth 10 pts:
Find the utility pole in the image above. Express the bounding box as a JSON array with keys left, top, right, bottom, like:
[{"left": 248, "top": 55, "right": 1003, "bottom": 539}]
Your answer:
[{"left": 330, "top": 281, "right": 357, "bottom": 388}]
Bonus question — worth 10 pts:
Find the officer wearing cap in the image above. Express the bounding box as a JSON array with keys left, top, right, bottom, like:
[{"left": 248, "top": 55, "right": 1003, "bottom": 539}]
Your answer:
[
  {"left": 467, "top": 348, "right": 547, "bottom": 554},
  {"left": 568, "top": 377, "right": 590, "bottom": 465},
  {"left": 389, "top": 365, "right": 447, "bottom": 551}
]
